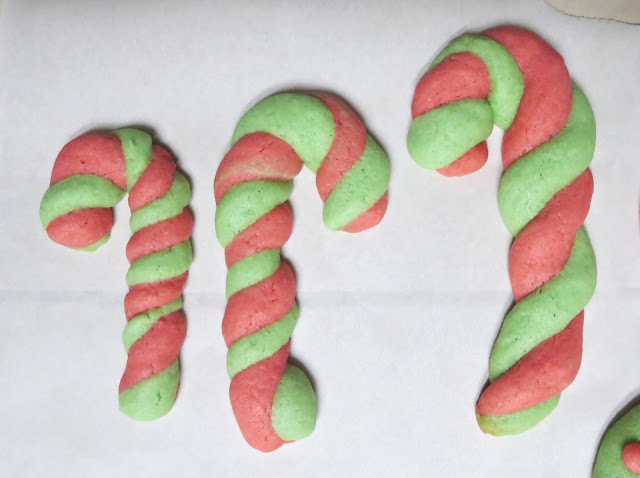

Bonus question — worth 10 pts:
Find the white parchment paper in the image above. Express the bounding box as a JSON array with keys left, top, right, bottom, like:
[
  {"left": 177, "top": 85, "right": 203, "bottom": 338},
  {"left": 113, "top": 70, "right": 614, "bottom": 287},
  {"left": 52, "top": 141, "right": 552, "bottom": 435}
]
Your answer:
[{"left": 1, "top": 1, "right": 639, "bottom": 477}]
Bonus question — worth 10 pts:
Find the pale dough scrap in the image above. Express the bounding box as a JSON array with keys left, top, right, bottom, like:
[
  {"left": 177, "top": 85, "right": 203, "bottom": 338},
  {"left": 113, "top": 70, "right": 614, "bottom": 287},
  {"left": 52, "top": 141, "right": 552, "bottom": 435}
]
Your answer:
[{"left": 546, "top": 0, "right": 640, "bottom": 24}]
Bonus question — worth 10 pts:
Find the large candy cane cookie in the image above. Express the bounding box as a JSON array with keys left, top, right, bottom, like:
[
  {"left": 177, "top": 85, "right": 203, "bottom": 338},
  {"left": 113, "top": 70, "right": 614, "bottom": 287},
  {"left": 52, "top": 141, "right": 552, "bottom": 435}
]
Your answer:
[
  {"left": 215, "top": 92, "right": 390, "bottom": 451},
  {"left": 594, "top": 402, "right": 640, "bottom": 476},
  {"left": 40, "top": 129, "right": 193, "bottom": 420},
  {"left": 408, "top": 27, "right": 597, "bottom": 435}
]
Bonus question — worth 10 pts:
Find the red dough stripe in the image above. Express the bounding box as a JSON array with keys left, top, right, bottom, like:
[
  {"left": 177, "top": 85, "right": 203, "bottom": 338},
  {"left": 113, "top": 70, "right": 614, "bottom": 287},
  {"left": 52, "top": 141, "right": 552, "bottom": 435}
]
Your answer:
[
  {"left": 126, "top": 210, "right": 194, "bottom": 264},
  {"left": 224, "top": 204, "right": 293, "bottom": 268},
  {"left": 312, "top": 92, "right": 389, "bottom": 231},
  {"left": 483, "top": 27, "right": 572, "bottom": 169},
  {"left": 437, "top": 143, "right": 488, "bottom": 177},
  {"left": 46, "top": 134, "right": 127, "bottom": 248},
  {"left": 477, "top": 314, "right": 583, "bottom": 416},
  {"left": 342, "top": 192, "right": 388, "bottom": 233},
  {"left": 222, "top": 263, "right": 296, "bottom": 347},
  {"left": 50, "top": 133, "right": 126, "bottom": 189},
  {"left": 229, "top": 344, "right": 290, "bottom": 452},
  {"left": 128, "top": 146, "right": 176, "bottom": 212},
  {"left": 214, "top": 132, "right": 303, "bottom": 203},
  {"left": 118, "top": 310, "right": 187, "bottom": 392},
  {"left": 312, "top": 92, "right": 367, "bottom": 201},
  {"left": 509, "top": 170, "right": 593, "bottom": 301},
  {"left": 411, "top": 52, "right": 492, "bottom": 177},
  {"left": 46, "top": 208, "right": 114, "bottom": 249},
  {"left": 124, "top": 272, "right": 188, "bottom": 320},
  {"left": 411, "top": 52, "right": 491, "bottom": 119},
  {"left": 623, "top": 444, "right": 640, "bottom": 473}
]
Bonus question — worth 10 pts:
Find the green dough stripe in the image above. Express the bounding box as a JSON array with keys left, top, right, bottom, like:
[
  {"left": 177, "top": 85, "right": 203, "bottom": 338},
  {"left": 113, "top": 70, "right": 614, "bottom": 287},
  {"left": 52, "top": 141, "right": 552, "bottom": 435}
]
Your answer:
[
  {"left": 215, "top": 180, "right": 293, "bottom": 247},
  {"left": 489, "top": 227, "right": 596, "bottom": 380},
  {"left": 431, "top": 34, "right": 524, "bottom": 129},
  {"left": 74, "top": 234, "right": 110, "bottom": 252},
  {"left": 232, "top": 93, "right": 335, "bottom": 173},
  {"left": 272, "top": 364, "right": 317, "bottom": 440},
  {"left": 114, "top": 128, "right": 153, "bottom": 190},
  {"left": 119, "top": 360, "right": 180, "bottom": 421},
  {"left": 226, "top": 304, "right": 298, "bottom": 379},
  {"left": 498, "top": 85, "right": 596, "bottom": 236},
  {"left": 323, "top": 135, "right": 391, "bottom": 230},
  {"left": 593, "top": 403, "right": 640, "bottom": 477},
  {"left": 40, "top": 174, "right": 125, "bottom": 227},
  {"left": 129, "top": 172, "right": 192, "bottom": 234},
  {"left": 226, "top": 249, "right": 281, "bottom": 299},
  {"left": 407, "top": 99, "right": 494, "bottom": 170},
  {"left": 123, "top": 297, "right": 184, "bottom": 352},
  {"left": 476, "top": 395, "right": 560, "bottom": 436},
  {"left": 126, "top": 240, "right": 193, "bottom": 286}
]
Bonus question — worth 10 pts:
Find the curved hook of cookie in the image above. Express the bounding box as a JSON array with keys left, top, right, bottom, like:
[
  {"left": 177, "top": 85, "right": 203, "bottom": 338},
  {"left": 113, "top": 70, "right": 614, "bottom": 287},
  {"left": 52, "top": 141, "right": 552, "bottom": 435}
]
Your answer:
[
  {"left": 407, "top": 26, "right": 596, "bottom": 435},
  {"left": 40, "top": 129, "right": 193, "bottom": 420},
  {"left": 594, "top": 402, "right": 640, "bottom": 476},
  {"left": 215, "top": 92, "right": 390, "bottom": 451}
]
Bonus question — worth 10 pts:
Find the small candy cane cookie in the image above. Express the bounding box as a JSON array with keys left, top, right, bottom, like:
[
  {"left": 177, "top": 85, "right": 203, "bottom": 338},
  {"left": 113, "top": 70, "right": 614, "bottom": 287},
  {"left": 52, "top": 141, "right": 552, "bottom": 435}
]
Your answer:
[
  {"left": 40, "top": 129, "right": 193, "bottom": 420},
  {"left": 215, "top": 92, "right": 390, "bottom": 451}
]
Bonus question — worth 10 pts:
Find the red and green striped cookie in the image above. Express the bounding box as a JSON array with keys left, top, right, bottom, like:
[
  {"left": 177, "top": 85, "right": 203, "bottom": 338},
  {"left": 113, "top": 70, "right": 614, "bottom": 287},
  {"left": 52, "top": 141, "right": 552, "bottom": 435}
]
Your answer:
[
  {"left": 40, "top": 129, "right": 193, "bottom": 420},
  {"left": 594, "top": 402, "right": 640, "bottom": 477},
  {"left": 215, "top": 92, "right": 390, "bottom": 451},
  {"left": 408, "top": 26, "right": 597, "bottom": 435}
]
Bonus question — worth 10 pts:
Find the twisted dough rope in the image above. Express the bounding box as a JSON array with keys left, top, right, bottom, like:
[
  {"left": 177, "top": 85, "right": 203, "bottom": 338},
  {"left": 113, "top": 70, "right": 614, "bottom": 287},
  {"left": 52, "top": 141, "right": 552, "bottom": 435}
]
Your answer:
[
  {"left": 407, "top": 26, "right": 597, "bottom": 435},
  {"left": 215, "top": 92, "right": 390, "bottom": 451},
  {"left": 39, "top": 129, "right": 193, "bottom": 420},
  {"left": 594, "top": 402, "right": 640, "bottom": 476}
]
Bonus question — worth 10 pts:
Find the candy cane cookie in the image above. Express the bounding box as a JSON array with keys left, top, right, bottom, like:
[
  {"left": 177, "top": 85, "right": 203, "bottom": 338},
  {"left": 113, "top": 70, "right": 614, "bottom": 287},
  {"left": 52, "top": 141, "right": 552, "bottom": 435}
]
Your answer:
[
  {"left": 407, "top": 27, "right": 597, "bottom": 435},
  {"left": 39, "top": 129, "right": 193, "bottom": 420},
  {"left": 215, "top": 92, "right": 390, "bottom": 451},
  {"left": 594, "top": 402, "right": 640, "bottom": 476}
]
